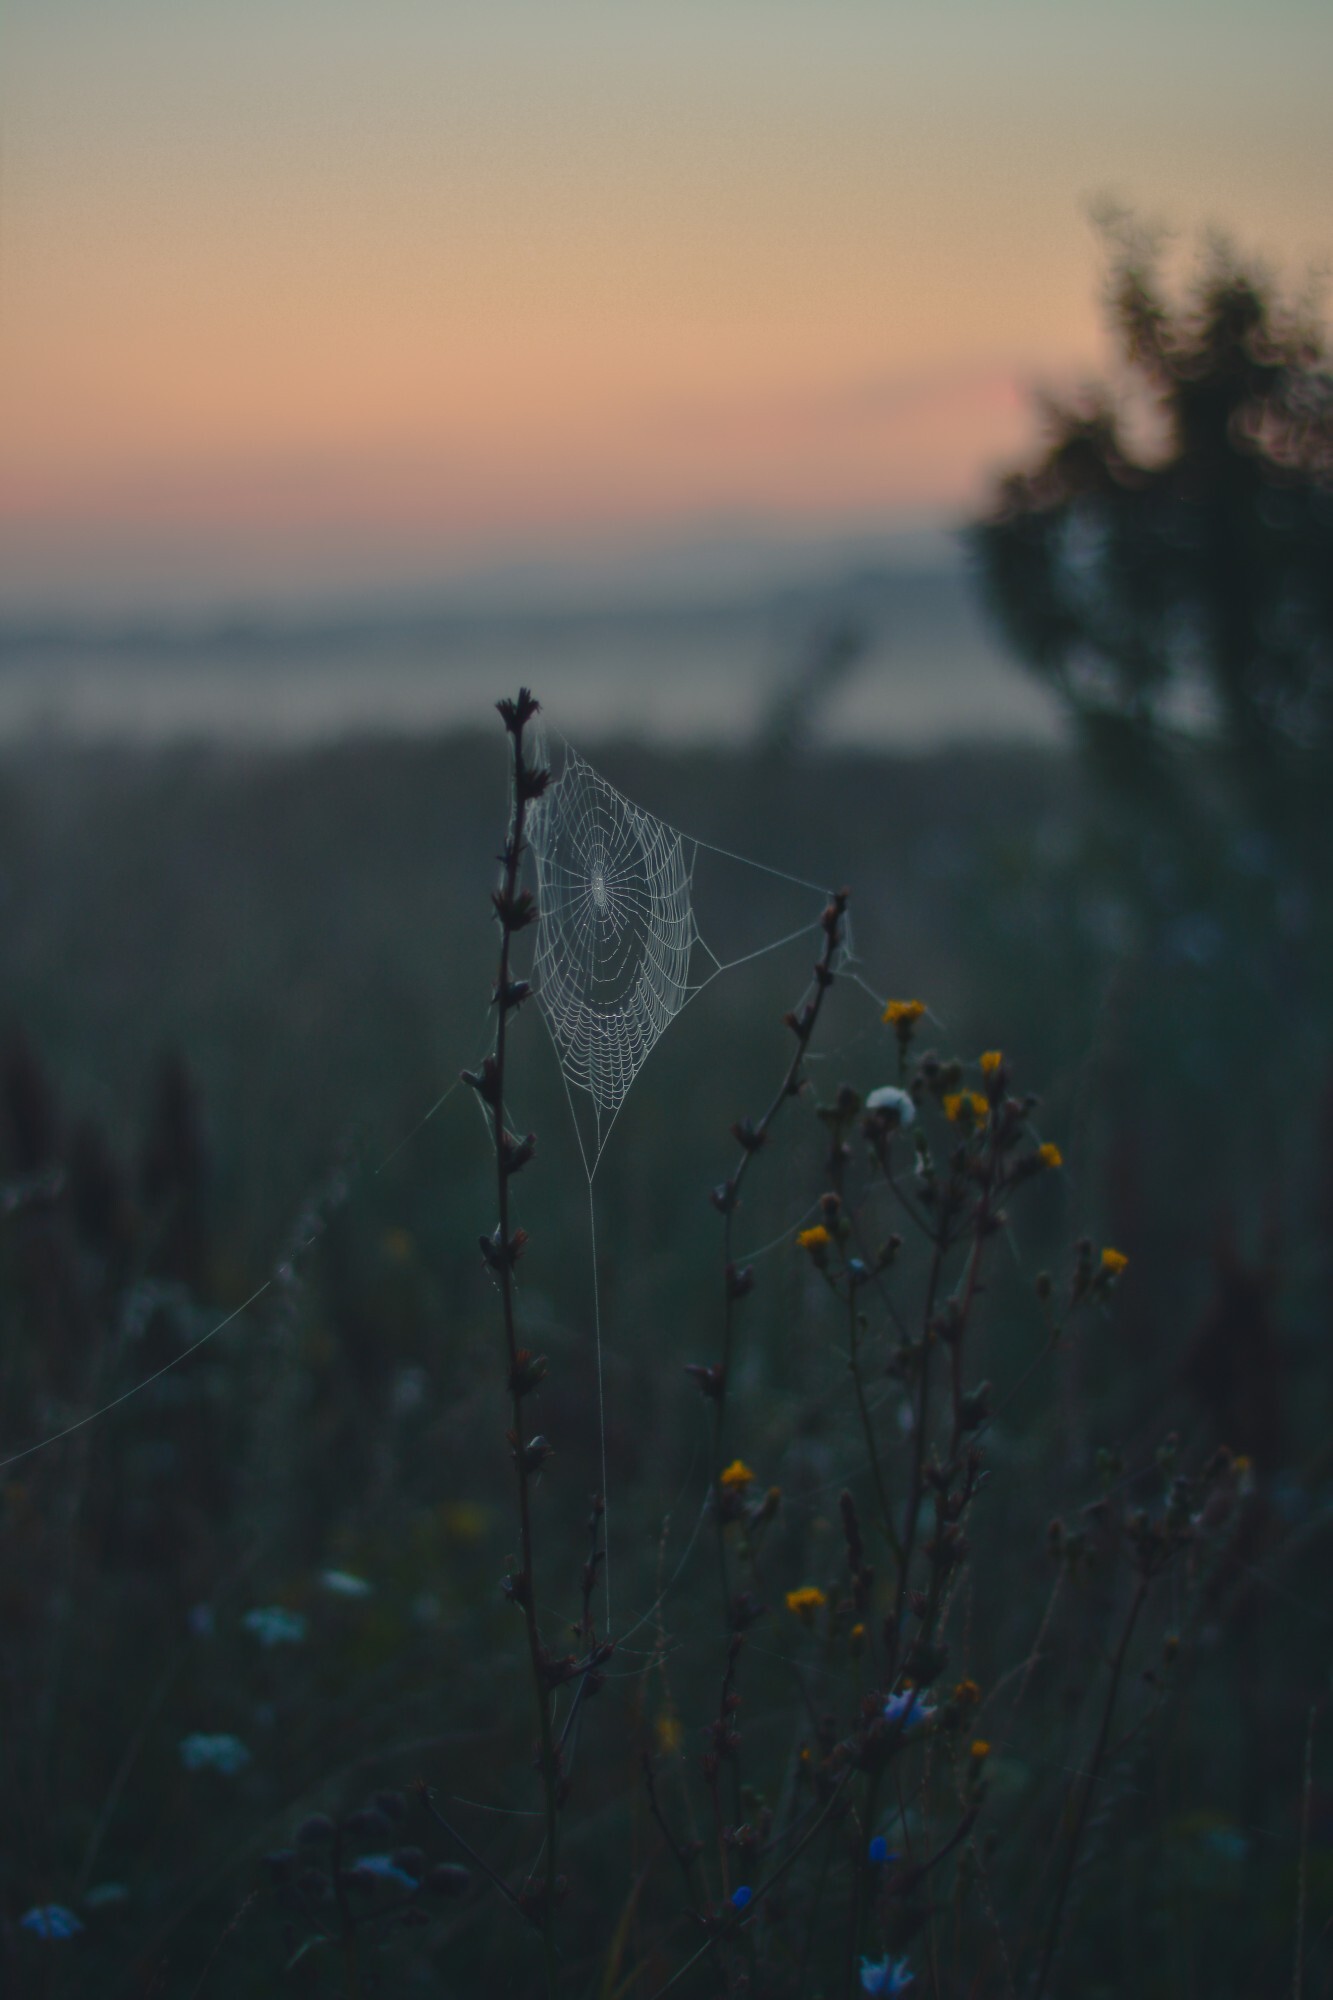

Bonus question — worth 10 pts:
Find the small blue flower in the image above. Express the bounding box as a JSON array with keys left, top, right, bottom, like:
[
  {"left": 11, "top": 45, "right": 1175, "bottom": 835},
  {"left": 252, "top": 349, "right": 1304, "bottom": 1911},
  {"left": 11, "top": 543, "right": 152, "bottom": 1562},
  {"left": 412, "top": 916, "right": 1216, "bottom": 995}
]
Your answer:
[
  {"left": 179, "top": 1732, "right": 252, "bottom": 1776},
  {"left": 20, "top": 1905, "right": 84, "bottom": 1941},
  {"left": 320, "top": 1568, "right": 373, "bottom": 1599},
  {"left": 882, "top": 1687, "right": 934, "bottom": 1734},
  {"left": 350, "top": 1854, "right": 418, "bottom": 1892},
  {"left": 242, "top": 1606, "right": 307, "bottom": 1648},
  {"left": 730, "top": 1885, "right": 752, "bottom": 1911},
  {"left": 860, "top": 1953, "right": 914, "bottom": 1995},
  {"left": 868, "top": 1835, "right": 899, "bottom": 1865}
]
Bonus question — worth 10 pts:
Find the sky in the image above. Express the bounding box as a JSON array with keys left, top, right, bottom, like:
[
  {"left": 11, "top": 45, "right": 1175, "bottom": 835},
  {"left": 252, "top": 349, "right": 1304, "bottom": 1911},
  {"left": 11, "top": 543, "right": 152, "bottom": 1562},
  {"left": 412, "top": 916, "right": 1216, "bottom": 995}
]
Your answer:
[{"left": 2, "top": 0, "right": 1331, "bottom": 614}]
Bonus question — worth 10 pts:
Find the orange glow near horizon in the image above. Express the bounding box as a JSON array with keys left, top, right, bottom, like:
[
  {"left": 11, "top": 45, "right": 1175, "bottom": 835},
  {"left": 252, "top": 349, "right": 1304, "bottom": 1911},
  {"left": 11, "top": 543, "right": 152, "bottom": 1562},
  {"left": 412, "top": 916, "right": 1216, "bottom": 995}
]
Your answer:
[{"left": 3, "top": 1, "right": 1331, "bottom": 607}]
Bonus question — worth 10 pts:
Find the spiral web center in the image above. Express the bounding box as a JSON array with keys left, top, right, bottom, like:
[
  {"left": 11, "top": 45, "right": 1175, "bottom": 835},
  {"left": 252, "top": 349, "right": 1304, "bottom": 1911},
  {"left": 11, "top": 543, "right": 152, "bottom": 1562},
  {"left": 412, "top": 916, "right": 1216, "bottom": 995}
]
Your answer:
[{"left": 529, "top": 751, "right": 697, "bottom": 1161}]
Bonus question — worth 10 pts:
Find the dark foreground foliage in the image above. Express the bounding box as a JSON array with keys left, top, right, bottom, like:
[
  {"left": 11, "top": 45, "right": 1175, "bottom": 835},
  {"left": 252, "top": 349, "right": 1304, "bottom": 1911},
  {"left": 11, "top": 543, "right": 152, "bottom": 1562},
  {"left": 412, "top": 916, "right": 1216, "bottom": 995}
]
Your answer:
[{"left": 0, "top": 706, "right": 1329, "bottom": 1996}]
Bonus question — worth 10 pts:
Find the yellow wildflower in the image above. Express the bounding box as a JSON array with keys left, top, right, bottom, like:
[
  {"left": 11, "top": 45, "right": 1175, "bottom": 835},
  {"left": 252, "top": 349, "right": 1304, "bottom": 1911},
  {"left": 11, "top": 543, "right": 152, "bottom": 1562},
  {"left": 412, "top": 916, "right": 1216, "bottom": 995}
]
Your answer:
[
  {"left": 944, "top": 1092, "right": 989, "bottom": 1125},
  {"left": 979, "top": 1050, "right": 1003, "bottom": 1076},
  {"left": 953, "top": 1678, "right": 981, "bottom": 1706},
  {"left": 850, "top": 1621, "right": 866, "bottom": 1653},
  {"left": 1038, "top": 1142, "right": 1063, "bottom": 1169},
  {"left": 785, "top": 1586, "right": 827, "bottom": 1625},
  {"left": 1100, "top": 1246, "right": 1129, "bottom": 1277},
  {"left": 656, "top": 1712, "right": 684, "bottom": 1756},
  {"left": 441, "top": 1501, "right": 490, "bottom": 1544},
  {"left": 719, "top": 1459, "right": 755, "bottom": 1492},
  {"left": 970, "top": 1738, "right": 991, "bottom": 1760},
  {"left": 883, "top": 999, "right": 926, "bottom": 1030},
  {"left": 797, "top": 1224, "right": 832, "bottom": 1253}
]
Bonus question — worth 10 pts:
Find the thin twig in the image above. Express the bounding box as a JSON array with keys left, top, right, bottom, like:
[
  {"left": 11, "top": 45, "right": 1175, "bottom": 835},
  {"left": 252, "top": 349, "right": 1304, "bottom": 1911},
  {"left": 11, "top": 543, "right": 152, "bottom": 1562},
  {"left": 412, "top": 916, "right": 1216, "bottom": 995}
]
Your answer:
[
  {"left": 1031, "top": 1574, "right": 1149, "bottom": 2000},
  {"left": 712, "top": 890, "right": 851, "bottom": 1623},
  {"left": 418, "top": 1786, "right": 536, "bottom": 1921},
  {"left": 1295, "top": 1704, "right": 1317, "bottom": 2000}
]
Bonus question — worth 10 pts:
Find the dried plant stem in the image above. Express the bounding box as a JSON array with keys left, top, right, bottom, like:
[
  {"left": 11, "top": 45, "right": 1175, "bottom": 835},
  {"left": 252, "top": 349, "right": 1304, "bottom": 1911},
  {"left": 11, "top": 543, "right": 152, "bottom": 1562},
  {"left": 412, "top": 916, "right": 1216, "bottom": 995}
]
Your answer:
[
  {"left": 842, "top": 1769, "right": 882, "bottom": 2000},
  {"left": 892, "top": 1121, "right": 997, "bottom": 1632},
  {"left": 712, "top": 891, "right": 850, "bottom": 1621},
  {"left": 487, "top": 694, "right": 560, "bottom": 1996},
  {"left": 825, "top": 1102, "right": 899, "bottom": 1566},
  {"left": 1005, "top": 1567, "right": 1065, "bottom": 1731},
  {"left": 893, "top": 1232, "right": 945, "bottom": 1631},
  {"left": 750, "top": 1762, "right": 855, "bottom": 1912},
  {"left": 641, "top": 1758, "right": 729, "bottom": 1993},
  {"left": 419, "top": 1788, "right": 534, "bottom": 1920},
  {"left": 1031, "top": 1574, "right": 1149, "bottom": 2000},
  {"left": 1294, "top": 1704, "right": 1316, "bottom": 2000},
  {"left": 944, "top": 1116, "right": 998, "bottom": 1428},
  {"left": 846, "top": 1280, "right": 897, "bottom": 1567}
]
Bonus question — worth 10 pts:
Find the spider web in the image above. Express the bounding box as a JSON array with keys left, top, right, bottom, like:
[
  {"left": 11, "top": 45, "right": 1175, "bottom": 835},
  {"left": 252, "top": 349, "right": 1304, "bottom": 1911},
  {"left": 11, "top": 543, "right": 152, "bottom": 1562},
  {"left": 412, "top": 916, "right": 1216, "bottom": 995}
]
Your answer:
[
  {"left": 0, "top": 726, "right": 858, "bottom": 1666},
  {"left": 528, "top": 742, "right": 852, "bottom": 1180},
  {"left": 528, "top": 749, "right": 697, "bottom": 1168},
  {"left": 0, "top": 729, "right": 854, "bottom": 1581},
  {"left": 527, "top": 739, "right": 853, "bottom": 1624}
]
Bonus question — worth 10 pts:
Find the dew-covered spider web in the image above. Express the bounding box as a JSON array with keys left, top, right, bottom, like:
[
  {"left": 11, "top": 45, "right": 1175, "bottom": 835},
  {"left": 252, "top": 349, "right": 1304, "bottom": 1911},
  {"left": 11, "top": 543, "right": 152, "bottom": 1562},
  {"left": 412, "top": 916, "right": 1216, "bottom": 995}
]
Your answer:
[
  {"left": 529, "top": 751, "right": 695, "bottom": 1161},
  {"left": 0, "top": 722, "right": 866, "bottom": 1655},
  {"left": 523, "top": 735, "right": 855, "bottom": 1624},
  {"left": 528, "top": 741, "right": 849, "bottom": 1178}
]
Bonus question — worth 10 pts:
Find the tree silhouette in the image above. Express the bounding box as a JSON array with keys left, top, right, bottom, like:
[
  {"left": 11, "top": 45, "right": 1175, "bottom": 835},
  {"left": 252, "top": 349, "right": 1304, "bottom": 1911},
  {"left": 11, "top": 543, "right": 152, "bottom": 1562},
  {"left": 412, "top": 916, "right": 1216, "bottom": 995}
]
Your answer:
[{"left": 972, "top": 221, "right": 1333, "bottom": 847}]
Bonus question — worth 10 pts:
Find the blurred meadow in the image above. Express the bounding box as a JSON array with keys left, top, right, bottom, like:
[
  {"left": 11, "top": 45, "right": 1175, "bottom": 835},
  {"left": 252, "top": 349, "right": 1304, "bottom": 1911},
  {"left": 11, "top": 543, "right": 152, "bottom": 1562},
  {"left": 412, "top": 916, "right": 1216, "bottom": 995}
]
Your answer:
[{"left": 3, "top": 5, "right": 1333, "bottom": 1996}]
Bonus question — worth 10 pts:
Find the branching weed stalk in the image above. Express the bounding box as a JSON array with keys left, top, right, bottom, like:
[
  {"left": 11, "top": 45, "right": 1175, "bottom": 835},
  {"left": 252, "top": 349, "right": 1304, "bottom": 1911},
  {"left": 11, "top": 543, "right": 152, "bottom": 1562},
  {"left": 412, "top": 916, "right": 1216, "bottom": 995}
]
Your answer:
[
  {"left": 464, "top": 689, "right": 563, "bottom": 1994},
  {"left": 701, "top": 888, "right": 850, "bottom": 1636}
]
